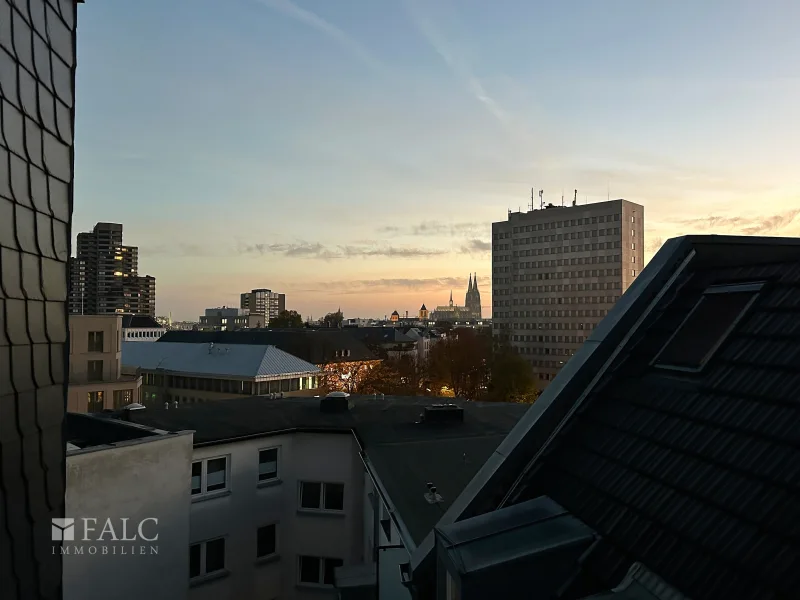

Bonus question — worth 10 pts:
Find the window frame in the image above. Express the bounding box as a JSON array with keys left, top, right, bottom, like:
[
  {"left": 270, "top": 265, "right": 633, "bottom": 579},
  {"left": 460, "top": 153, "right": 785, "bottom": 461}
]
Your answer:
[
  {"left": 189, "top": 536, "right": 227, "bottom": 581},
  {"left": 297, "top": 555, "right": 344, "bottom": 586},
  {"left": 256, "top": 523, "right": 278, "bottom": 560},
  {"left": 87, "top": 330, "right": 104, "bottom": 353},
  {"left": 191, "top": 455, "right": 231, "bottom": 498},
  {"left": 87, "top": 359, "right": 104, "bottom": 382},
  {"left": 652, "top": 282, "right": 764, "bottom": 373},
  {"left": 257, "top": 446, "right": 280, "bottom": 484},
  {"left": 298, "top": 481, "right": 345, "bottom": 512}
]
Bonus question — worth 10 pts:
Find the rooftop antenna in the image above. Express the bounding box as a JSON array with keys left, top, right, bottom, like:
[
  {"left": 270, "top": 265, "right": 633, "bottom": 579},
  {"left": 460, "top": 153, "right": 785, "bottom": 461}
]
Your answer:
[
  {"left": 561, "top": 189, "right": 564, "bottom": 206},
  {"left": 529, "top": 188, "right": 535, "bottom": 212},
  {"left": 538, "top": 189, "right": 544, "bottom": 210},
  {"left": 607, "top": 181, "right": 610, "bottom": 201},
  {"left": 573, "top": 189, "right": 578, "bottom": 207}
]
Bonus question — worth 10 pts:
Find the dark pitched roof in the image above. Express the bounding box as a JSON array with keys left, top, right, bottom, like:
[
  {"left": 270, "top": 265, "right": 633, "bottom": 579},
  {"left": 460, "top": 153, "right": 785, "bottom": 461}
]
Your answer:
[
  {"left": 124, "top": 395, "right": 527, "bottom": 546},
  {"left": 156, "top": 329, "right": 376, "bottom": 363},
  {"left": 121, "top": 315, "right": 162, "bottom": 329},
  {"left": 345, "top": 326, "right": 416, "bottom": 346},
  {"left": 411, "top": 235, "right": 800, "bottom": 600}
]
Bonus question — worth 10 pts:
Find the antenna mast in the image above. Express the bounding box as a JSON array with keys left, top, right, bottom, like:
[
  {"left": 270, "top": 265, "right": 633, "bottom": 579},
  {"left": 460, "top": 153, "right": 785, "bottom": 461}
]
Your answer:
[
  {"left": 573, "top": 189, "right": 577, "bottom": 207},
  {"left": 561, "top": 188, "right": 564, "bottom": 206},
  {"left": 539, "top": 189, "right": 544, "bottom": 210},
  {"left": 529, "top": 188, "right": 535, "bottom": 212}
]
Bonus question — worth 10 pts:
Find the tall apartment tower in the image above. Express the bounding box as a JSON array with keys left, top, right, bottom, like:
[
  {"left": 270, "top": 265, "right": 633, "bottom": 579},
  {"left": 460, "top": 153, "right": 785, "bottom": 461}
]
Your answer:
[
  {"left": 1, "top": 0, "right": 80, "bottom": 597},
  {"left": 240, "top": 288, "right": 286, "bottom": 325},
  {"left": 69, "top": 222, "right": 156, "bottom": 315},
  {"left": 492, "top": 198, "right": 645, "bottom": 386}
]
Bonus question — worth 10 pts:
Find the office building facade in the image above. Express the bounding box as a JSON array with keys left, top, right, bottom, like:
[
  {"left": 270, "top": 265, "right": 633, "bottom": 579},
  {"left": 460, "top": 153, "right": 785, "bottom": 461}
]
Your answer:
[
  {"left": 69, "top": 222, "right": 156, "bottom": 316},
  {"left": 492, "top": 199, "right": 644, "bottom": 385},
  {"left": 0, "top": 0, "right": 80, "bottom": 598}
]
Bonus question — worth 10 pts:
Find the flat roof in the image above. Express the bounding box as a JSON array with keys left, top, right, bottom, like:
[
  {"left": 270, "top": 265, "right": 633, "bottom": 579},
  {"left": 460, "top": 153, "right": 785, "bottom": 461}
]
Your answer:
[{"left": 123, "top": 395, "right": 529, "bottom": 546}]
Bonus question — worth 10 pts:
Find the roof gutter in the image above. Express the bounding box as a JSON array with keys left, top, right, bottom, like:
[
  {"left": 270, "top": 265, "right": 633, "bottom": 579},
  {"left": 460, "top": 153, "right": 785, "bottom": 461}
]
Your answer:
[{"left": 353, "top": 433, "right": 418, "bottom": 555}]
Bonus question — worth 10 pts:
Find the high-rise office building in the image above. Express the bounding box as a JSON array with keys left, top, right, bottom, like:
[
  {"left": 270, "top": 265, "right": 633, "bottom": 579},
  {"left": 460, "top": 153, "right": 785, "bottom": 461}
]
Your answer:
[
  {"left": 240, "top": 288, "right": 285, "bottom": 325},
  {"left": 1, "top": 0, "right": 80, "bottom": 598},
  {"left": 492, "top": 199, "right": 644, "bottom": 386},
  {"left": 69, "top": 222, "right": 156, "bottom": 316}
]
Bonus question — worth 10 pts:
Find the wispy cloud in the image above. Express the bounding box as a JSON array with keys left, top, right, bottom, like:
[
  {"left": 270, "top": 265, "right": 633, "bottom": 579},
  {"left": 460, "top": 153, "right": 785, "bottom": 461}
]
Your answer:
[
  {"left": 645, "top": 237, "right": 664, "bottom": 254},
  {"left": 460, "top": 239, "right": 491, "bottom": 254},
  {"left": 378, "top": 221, "right": 489, "bottom": 237},
  {"left": 237, "top": 240, "right": 447, "bottom": 260},
  {"left": 404, "top": 0, "right": 508, "bottom": 125},
  {"left": 677, "top": 209, "right": 800, "bottom": 235},
  {"left": 254, "top": 0, "right": 383, "bottom": 72},
  {"left": 290, "top": 276, "right": 469, "bottom": 294}
]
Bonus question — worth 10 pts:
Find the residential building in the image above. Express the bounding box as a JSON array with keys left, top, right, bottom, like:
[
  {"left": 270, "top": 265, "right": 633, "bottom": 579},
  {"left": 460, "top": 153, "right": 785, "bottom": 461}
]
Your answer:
[
  {"left": 122, "top": 314, "right": 167, "bottom": 342},
  {"left": 122, "top": 341, "right": 322, "bottom": 405},
  {"left": 68, "top": 315, "right": 143, "bottom": 412},
  {"left": 492, "top": 198, "right": 644, "bottom": 386},
  {"left": 110, "top": 394, "right": 527, "bottom": 600},
  {"left": 241, "top": 288, "right": 286, "bottom": 324},
  {"left": 408, "top": 234, "right": 800, "bottom": 600},
  {"left": 157, "top": 329, "right": 379, "bottom": 393},
  {"left": 69, "top": 222, "right": 158, "bottom": 316},
  {"left": 64, "top": 413, "right": 193, "bottom": 600},
  {"left": 199, "top": 306, "right": 262, "bottom": 331},
  {"left": 1, "top": 4, "right": 81, "bottom": 594},
  {"left": 429, "top": 274, "right": 482, "bottom": 322},
  {"left": 346, "top": 327, "right": 418, "bottom": 361}
]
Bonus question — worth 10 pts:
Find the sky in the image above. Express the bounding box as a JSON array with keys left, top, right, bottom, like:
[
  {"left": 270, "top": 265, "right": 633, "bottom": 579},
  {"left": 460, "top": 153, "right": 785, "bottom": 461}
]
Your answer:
[{"left": 73, "top": 0, "right": 800, "bottom": 321}]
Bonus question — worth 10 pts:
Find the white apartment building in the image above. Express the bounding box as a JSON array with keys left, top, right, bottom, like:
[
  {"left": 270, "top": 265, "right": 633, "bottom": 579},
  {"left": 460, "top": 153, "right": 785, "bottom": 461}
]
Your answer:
[{"left": 65, "top": 395, "right": 527, "bottom": 600}]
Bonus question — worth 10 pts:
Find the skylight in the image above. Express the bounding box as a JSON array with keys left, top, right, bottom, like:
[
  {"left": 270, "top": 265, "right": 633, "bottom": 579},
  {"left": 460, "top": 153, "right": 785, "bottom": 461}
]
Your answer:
[{"left": 653, "top": 282, "right": 763, "bottom": 372}]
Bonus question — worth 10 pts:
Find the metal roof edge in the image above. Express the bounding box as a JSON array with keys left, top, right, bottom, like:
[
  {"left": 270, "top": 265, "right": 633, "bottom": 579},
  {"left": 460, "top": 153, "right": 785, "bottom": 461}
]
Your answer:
[{"left": 408, "top": 234, "right": 698, "bottom": 582}]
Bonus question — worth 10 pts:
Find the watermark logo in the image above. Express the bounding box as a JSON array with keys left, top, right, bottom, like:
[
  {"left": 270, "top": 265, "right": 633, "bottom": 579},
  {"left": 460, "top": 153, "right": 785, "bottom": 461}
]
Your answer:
[
  {"left": 51, "top": 518, "right": 75, "bottom": 541},
  {"left": 52, "top": 518, "right": 159, "bottom": 556}
]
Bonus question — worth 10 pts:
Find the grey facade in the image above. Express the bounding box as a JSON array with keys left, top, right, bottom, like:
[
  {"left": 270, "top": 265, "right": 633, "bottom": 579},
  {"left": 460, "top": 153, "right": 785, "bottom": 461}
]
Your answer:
[
  {"left": 69, "top": 222, "right": 156, "bottom": 316},
  {"left": 1, "top": 0, "right": 79, "bottom": 598},
  {"left": 491, "top": 199, "right": 644, "bottom": 385}
]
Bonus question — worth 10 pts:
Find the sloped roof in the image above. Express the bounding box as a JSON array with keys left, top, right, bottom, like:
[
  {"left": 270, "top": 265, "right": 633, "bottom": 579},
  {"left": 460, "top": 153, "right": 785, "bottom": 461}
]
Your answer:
[
  {"left": 122, "top": 341, "right": 319, "bottom": 379},
  {"left": 156, "top": 329, "right": 376, "bottom": 363},
  {"left": 412, "top": 235, "right": 800, "bottom": 600},
  {"left": 346, "top": 326, "right": 416, "bottom": 345},
  {"left": 121, "top": 315, "right": 163, "bottom": 329}
]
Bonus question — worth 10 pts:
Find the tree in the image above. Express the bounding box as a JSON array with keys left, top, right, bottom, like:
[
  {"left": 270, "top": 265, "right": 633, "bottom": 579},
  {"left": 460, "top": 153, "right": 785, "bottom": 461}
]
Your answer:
[
  {"left": 487, "top": 349, "right": 540, "bottom": 404},
  {"left": 427, "top": 328, "right": 491, "bottom": 399},
  {"left": 322, "top": 309, "right": 344, "bottom": 328},
  {"left": 268, "top": 310, "right": 303, "bottom": 328}
]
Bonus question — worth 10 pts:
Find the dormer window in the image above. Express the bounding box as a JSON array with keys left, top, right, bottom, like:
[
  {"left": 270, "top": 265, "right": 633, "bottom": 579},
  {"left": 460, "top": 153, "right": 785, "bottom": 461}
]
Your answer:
[{"left": 653, "top": 282, "right": 763, "bottom": 372}]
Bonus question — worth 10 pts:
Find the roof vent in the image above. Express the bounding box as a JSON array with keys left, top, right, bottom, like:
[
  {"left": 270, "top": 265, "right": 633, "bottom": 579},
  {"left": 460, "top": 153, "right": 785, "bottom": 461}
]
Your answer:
[
  {"left": 423, "top": 404, "right": 464, "bottom": 424},
  {"left": 320, "top": 391, "right": 350, "bottom": 413},
  {"left": 424, "top": 482, "right": 443, "bottom": 504}
]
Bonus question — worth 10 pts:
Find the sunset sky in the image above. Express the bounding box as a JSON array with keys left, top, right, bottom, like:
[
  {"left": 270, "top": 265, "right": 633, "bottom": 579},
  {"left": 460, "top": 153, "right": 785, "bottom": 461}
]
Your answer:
[{"left": 73, "top": 0, "right": 800, "bottom": 320}]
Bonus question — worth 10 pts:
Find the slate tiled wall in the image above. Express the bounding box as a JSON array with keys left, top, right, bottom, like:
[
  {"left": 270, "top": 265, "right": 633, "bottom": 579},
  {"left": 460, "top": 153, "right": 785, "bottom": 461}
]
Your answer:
[{"left": 0, "top": 0, "right": 77, "bottom": 598}]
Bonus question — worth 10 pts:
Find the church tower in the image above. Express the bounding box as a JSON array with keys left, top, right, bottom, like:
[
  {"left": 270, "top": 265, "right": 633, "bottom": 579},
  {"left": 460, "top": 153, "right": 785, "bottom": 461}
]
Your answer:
[{"left": 472, "top": 272, "right": 482, "bottom": 318}]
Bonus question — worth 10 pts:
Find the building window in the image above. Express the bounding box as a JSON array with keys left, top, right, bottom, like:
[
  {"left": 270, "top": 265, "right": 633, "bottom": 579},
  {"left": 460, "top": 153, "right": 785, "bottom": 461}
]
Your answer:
[
  {"left": 653, "top": 282, "right": 762, "bottom": 372},
  {"left": 631, "top": 270, "right": 637, "bottom": 276},
  {"left": 189, "top": 537, "right": 226, "bottom": 580},
  {"left": 113, "top": 389, "right": 133, "bottom": 409},
  {"left": 88, "top": 331, "right": 104, "bottom": 352},
  {"left": 258, "top": 448, "right": 279, "bottom": 482},
  {"left": 191, "top": 457, "right": 229, "bottom": 496},
  {"left": 256, "top": 524, "right": 277, "bottom": 558},
  {"left": 298, "top": 556, "right": 343, "bottom": 586},
  {"left": 87, "top": 360, "right": 104, "bottom": 382},
  {"left": 87, "top": 391, "right": 104, "bottom": 412},
  {"left": 299, "top": 481, "right": 345, "bottom": 511}
]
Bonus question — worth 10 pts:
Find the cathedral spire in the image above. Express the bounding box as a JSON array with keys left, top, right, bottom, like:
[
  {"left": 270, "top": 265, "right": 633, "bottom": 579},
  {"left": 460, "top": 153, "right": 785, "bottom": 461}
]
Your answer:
[
  {"left": 473, "top": 272, "right": 478, "bottom": 290},
  {"left": 468, "top": 272, "right": 473, "bottom": 293},
  {"left": 449, "top": 290, "right": 453, "bottom": 307}
]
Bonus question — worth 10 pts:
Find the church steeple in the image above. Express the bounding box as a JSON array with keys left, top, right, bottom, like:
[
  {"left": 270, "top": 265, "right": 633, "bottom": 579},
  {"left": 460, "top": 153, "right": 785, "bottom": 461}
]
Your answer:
[
  {"left": 449, "top": 290, "right": 453, "bottom": 307},
  {"left": 468, "top": 272, "right": 473, "bottom": 293}
]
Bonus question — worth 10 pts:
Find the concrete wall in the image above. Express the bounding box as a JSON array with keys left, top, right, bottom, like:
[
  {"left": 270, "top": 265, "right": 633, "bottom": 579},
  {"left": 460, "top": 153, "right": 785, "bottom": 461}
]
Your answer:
[
  {"left": 188, "top": 431, "right": 363, "bottom": 600},
  {"left": 69, "top": 314, "right": 123, "bottom": 381},
  {"left": 68, "top": 377, "right": 142, "bottom": 412},
  {"left": 64, "top": 431, "right": 194, "bottom": 600}
]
